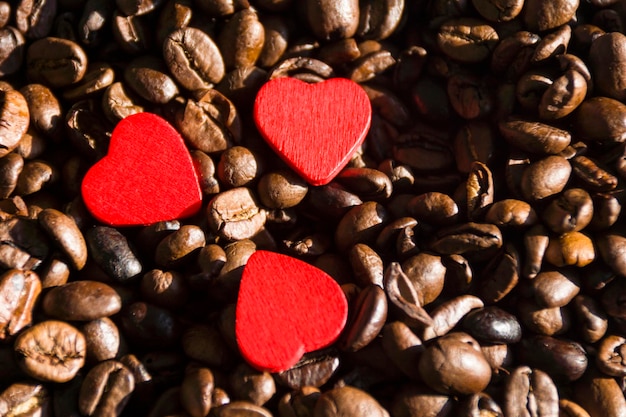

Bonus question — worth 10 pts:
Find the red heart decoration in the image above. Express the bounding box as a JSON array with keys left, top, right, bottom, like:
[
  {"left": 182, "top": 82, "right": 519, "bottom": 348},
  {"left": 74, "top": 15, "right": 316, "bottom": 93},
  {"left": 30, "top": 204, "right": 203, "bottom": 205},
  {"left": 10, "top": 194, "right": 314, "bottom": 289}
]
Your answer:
[
  {"left": 253, "top": 77, "right": 372, "bottom": 186},
  {"left": 81, "top": 112, "right": 202, "bottom": 226},
  {"left": 236, "top": 250, "right": 348, "bottom": 372}
]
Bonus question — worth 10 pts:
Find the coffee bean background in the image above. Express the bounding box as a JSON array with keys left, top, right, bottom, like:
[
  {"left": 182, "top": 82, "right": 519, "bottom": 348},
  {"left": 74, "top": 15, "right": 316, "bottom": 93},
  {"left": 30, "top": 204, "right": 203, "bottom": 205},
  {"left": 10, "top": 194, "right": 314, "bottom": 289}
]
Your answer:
[{"left": 2, "top": 0, "right": 626, "bottom": 415}]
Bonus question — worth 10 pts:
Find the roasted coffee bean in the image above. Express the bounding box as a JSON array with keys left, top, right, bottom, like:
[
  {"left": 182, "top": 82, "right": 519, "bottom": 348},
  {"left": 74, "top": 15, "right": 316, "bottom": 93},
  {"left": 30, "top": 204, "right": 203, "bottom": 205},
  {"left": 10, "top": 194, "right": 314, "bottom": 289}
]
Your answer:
[
  {"left": 588, "top": 32, "right": 626, "bottom": 102},
  {"left": 0, "top": 381, "right": 49, "bottom": 416},
  {"left": 401, "top": 252, "right": 446, "bottom": 306},
  {"left": 390, "top": 383, "right": 454, "bottom": 417},
  {"left": 422, "top": 294, "right": 484, "bottom": 340},
  {"left": 86, "top": 226, "right": 142, "bottom": 282},
  {"left": 257, "top": 14, "right": 289, "bottom": 68},
  {"left": 499, "top": 118, "right": 571, "bottom": 155},
  {"left": 278, "top": 386, "right": 320, "bottom": 417},
  {"left": 539, "top": 70, "right": 587, "bottom": 120},
  {"left": 349, "top": 243, "right": 384, "bottom": 287},
  {"left": 101, "top": 82, "right": 144, "bottom": 123},
  {"left": 571, "top": 155, "right": 618, "bottom": 192},
  {"left": 207, "top": 187, "right": 266, "bottom": 241},
  {"left": 340, "top": 284, "right": 387, "bottom": 351},
  {"left": 532, "top": 25, "right": 572, "bottom": 64},
  {"left": 62, "top": 62, "right": 115, "bottom": 102},
  {"left": 472, "top": 0, "right": 523, "bottom": 22},
  {"left": 572, "top": 294, "right": 608, "bottom": 343},
  {"left": 20, "top": 83, "right": 62, "bottom": 140},
  {"left": 503, "top": 366, "right": 559, "bottom": 417},
  {"left": 257, "top": 170, "right": 308, "bottom": 209},
  {"left": 0, "top": 269, "right": 41, "bottom": 341},
  {"left": 0, "top": 2, "right": 9, "bottom": 28},
  {"left": 384, "top": 262, "right": 434, "bottom": 327},
  {"left": 462, "top": 306, "right": 522, "bottom": 344},
  {"left": 532, "top": 269, "right": 581, "bottom": 308},
  {"left": 80, "top": 317, "right": 122, "bottom": 363},
  {"left": 38, "top": 208, "right": 87, "bottom": 270},
  {"left": 218, "top": 146, "right": 262, "bottom": 188},
  {"left": 542, "top": 188, "right": 594, "bottom": 234},
  {"left": 574, "top": 366, "right": 626, "bottom": 417},
  {"left": 42, "top": 280, "right": 121, "bottom": 321},
  {"left": 0, "top": 27, "right": 26, "bottom": 77},
  {"left": 335, "top": 201, "right": 389, "bottom": 252},
  {"left": 519, "top": 335, "right": 588, "bottom": 381},
  {"left": 14, "top": 320, "right": 86, "bottom": 383},
  {"left": 163, "top": 27, "right": 224, "bottom": 91},
  {"left": 544, "top": 231, "right": 595, "bottom": 268},
  {"left": 213, "top": 401, "right": 273, "bottom": 417},
  {"left": 478, "top": 242, "right": 520, "bottom": 304},
  {"left": 229, "top": 363, "right": 276, "bottom": 406},
  {"left": 116, "top": 0, "right": 164, "bottom": 16},
  {"left": 575, "top": 96, "right": 626, "bottom": 144},
  {"left": 418, "top": 332, "right": 491, "bottom": 395},
  {"left": 521, "top": 155, "right": 571, "bottom": 201},
  {"left": 428, "top": 222, "right": 503, "bottom": 262},
  {"left": 154, "top": 225, "right": 205, "bottom": 268},
  {"left": 140, "top": 269, "right": 189, "bottom": 310},
  {"left": 407, "top": 192, "right": 458, "bottom": 225},
  {"left": 180, "top": 364, "right": 214, "bottom": 417},
  {"left": 124, "top": 55, "right": 178, "bottom": 104},
  {"left": 348, "top": 49, "right": 397, "bottom": 83},
  {"left": 314, "top": 386, "right": 389, "bottom": 417},
  {"left": 523, "top": 0, "right": 578, "bottom": 31},
  {"left": 111, "top": 10, "right": 151, "bottom": 55},
  {"left": 16, "top": 0, "right": 56, "bottom": 40},
  {"left": 0, "top": 89, "right": 30, "bottom": 158},
  {"left": 0, "top": 217, "right": 47, "bottom": 271},
  {"left": 518, "top": 297, "right": 571, "bottom": 335},
  {"left": 595, "top": 334, "right": 626, "bottom": 377},
  {"left": 276, "top": 352, "right": 340, "bottom": 389},
  {"left": 484, "top": 199, "right": 537, "bottom": 228},
  {"left": 457, "top": 392, "right": 503, "bottom": 417},
  {"left": 218, "top": 8, "right": 265, "bottom": 70},
  {"left": 601, "top": 277, "right": 626, "bottom": 320},
  {"left": 336, "top": 167, "right": 393, "bottom": 201},
  {"left": 174, "top": 88, "right": 241, "bottom": 154},
  {"left": 14, "top": 159, "right": 56, "bottom": 195},
  {"left": 78, "top": 360, "right": 135, "bottom": 417},
  {"left": 437, "top": 18, "right": 499, "bottom": 63},
  {"left": 26, "top": 37, "right": 88, "bottom": 88},
  {"left": 305, "top": 0, "right": 359, "bottom": 41}
]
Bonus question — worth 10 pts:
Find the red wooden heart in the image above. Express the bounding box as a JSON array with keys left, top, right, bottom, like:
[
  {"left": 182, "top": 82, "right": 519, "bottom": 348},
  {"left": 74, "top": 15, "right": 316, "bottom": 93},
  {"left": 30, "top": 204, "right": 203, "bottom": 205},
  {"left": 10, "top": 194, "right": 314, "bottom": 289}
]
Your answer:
[
  {"left": 236, "top": 250, "right": 348, "bottom": 372},
  {"left": 253, "top": 77, "right": 371, "bottom": 186},
  {"left": 81, "top": 112, "right": 202, "bottom": 226}
]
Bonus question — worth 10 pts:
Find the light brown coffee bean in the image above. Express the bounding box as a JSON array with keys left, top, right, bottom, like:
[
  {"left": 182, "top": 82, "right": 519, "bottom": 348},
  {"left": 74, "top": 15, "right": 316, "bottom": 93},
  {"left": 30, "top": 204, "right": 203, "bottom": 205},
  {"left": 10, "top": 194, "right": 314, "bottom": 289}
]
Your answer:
[{"left": 14, "top": 320, "right": 86, "bottom": 383}]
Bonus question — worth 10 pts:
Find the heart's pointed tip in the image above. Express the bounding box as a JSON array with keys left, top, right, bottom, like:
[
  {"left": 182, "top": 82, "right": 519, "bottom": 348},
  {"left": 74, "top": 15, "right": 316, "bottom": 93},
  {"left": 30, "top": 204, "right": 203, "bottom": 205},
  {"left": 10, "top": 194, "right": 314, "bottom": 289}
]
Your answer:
[{"left": 238, "top": 340, "right": 305, "bottom": 374}]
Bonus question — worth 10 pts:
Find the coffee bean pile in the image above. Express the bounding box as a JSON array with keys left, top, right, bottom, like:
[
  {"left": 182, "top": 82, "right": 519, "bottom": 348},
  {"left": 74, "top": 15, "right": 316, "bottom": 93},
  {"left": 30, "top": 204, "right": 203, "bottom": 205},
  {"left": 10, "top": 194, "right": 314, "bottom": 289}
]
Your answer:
[{"left": 1, "top": 0, "right": 626, "bottom": 416}]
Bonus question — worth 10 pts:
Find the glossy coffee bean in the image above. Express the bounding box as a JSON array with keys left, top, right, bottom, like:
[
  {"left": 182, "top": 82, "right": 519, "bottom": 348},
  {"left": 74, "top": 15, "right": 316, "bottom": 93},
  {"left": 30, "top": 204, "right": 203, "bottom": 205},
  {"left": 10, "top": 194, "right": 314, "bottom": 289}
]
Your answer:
[
  {"left": 314, "top": 386, "right": 389, "bottom": 417},
  {"left": 14, "top": 320, "right": 86, "bottom": 383},
  {"left": 43, "top": 280, "right": 121, "bottom": 321},
  {"left": 418, "top": 332, "right": 491, "bottom": 395},
  {"left": 26, "top": 37, "right": 87, "bottom": 88},
  {"left": 78, "top": 360, "right": 135, "bottom": 416}
]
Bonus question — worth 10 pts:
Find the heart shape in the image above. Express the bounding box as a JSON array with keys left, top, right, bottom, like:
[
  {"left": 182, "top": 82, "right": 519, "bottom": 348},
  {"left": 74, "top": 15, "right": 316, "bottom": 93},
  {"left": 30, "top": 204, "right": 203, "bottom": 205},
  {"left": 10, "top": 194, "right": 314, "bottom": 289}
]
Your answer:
[
  {"left": 236, "top": 250, "right": 348, "bottom": 372},
  {"left": 253, "top": 77, "right": 372, "bottom": 186},
  {"left": 81, "top": 112, "right": 202, "bottom": 226}
]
